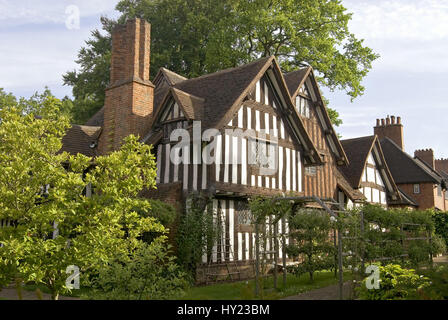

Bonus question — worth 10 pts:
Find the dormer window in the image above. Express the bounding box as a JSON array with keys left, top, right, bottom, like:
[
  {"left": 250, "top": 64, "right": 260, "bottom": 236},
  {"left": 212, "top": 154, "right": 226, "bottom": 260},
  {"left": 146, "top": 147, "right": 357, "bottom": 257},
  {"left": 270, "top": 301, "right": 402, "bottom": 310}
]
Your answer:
[{"left": 295, "top": 86, "right": 311, "bottom": 119}]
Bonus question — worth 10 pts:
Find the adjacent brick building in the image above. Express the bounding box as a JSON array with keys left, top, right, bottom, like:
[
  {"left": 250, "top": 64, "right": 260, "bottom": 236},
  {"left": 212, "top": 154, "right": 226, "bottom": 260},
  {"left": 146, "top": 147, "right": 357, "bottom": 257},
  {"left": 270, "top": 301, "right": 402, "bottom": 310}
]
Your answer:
[{"left": 374, "top": 116, "right": 448, "bottom": 210}]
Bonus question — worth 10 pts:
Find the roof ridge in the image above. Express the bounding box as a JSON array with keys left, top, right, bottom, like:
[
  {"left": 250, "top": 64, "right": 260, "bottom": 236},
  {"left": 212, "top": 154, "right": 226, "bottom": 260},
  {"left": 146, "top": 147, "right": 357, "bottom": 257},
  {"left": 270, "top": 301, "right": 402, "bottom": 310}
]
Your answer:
[
  {"left": 161, "top": 68, "right": 187, "bottom": 80},
  {"left": 284, "top": 66, "right": 312, "bottom": 76},
  {"left": 171, "top": 87, "right": 204, "bottom": 101},
  {"left": 175, "top": 56, "right": 273, "bottom": 86},
  {"left": 341, "top": 135, "right": 375, "bottom": 143}
]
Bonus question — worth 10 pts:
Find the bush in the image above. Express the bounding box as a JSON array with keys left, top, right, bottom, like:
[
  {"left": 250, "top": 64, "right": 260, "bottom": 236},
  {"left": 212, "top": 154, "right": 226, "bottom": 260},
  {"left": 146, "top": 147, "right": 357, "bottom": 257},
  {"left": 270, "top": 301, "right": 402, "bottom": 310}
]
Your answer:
[
  {"left": 418, "top": 266, "right": 448, "bottom": 300},
  {"left": 357, "top": 264, "right": 429, "bottom": 300},
  {"left": 433, "top": 211, "right": 448, "bottom": 248},
  {"left": 286, "top": 209, "right": 336, "bottom": 281},
  {"left": 86, "top": 239, "right": 188, "bottom": 300}
]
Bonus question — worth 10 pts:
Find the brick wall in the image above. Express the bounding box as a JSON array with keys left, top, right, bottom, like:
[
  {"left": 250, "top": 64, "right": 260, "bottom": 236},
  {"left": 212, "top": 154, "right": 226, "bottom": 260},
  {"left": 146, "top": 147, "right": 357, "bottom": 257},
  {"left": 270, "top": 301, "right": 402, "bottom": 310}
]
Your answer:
[
  {"left": 415, "top": 149, "right": 435, "bottom": 168},
  {"left": 435, "top": 159, "right": 448, "bottom": 174},
  {"left": 374, "top": 116, "right": 404, "bottom": 150},
  {"left": 99, "top": 19, "right": 154, "bottom": 155},
  {"left": 399, "top": 182, "right": 435, "bottom": 210}
]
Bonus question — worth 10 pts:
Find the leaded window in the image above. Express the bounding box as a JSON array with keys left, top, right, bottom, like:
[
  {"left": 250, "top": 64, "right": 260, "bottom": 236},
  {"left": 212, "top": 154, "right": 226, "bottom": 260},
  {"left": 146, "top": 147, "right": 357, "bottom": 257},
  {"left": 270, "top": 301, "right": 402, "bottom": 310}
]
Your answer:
[{"left": 236, "top": 201, "right": 252, "bottom": 226}]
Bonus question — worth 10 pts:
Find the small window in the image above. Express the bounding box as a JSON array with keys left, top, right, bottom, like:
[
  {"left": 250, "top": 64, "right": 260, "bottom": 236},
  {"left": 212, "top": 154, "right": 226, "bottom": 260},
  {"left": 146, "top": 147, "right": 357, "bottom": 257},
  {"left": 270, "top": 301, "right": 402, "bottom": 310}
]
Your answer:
[
  {"left": 438, "top": 185, "right": 442, "bottom": 197},
  {"left": 296, "top": 96, "right": 311, "bottom": 119},
  {"left": 248, "top": 139, "right": 277, "bottom": 175},
  {"left": 236, "top": 201, "right": 252, "bottom": 226},
  {"left": 413, "top": 184, "right": 420, "bottom": 194},
  {"left": 305, "top": 166, "right": 317, "bottom": 176}
]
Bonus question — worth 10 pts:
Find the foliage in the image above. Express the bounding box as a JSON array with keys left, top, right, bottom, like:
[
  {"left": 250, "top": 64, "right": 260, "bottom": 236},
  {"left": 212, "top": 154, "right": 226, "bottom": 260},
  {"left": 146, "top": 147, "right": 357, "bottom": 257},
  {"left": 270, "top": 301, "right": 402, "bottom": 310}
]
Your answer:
[
  {"left": 340, "top": 205, "right": 435, "bottom": 268},
  {"left": 0, "top": 90, "right": 170, "bottom": 299},
  {"left": 286, "top": 209, "right": 336, "bottom": 281},
  {"left": 86, "top": 239, "right": 187, "bottom": 300},
  {"left": 357, "top": 264, "right": 430, "bottom": 300},
  {"left": 432, "top": 211, "right": 448, "bottom": 248},
  {"left": 64, "top": 0, "right": 379, "bottom": 125},
  {"left": 431, "top": 234, "right": 447, "bottom": 256},
  {"left": 417, "top": 265, "right": 448, "bottom": 300},
  {"left": 176, "top": 194, "right": 220, "bottom": 282}
]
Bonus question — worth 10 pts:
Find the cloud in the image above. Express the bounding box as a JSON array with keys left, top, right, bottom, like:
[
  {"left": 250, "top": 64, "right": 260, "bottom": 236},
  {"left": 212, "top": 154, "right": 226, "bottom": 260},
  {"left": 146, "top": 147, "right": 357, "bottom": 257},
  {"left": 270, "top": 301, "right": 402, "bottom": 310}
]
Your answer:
[
  {"left": 346, "top": 0, "right": 448, "bottom": 41},
  {"left": 0, "top": 0, "right": 118, "bottom": 26}
]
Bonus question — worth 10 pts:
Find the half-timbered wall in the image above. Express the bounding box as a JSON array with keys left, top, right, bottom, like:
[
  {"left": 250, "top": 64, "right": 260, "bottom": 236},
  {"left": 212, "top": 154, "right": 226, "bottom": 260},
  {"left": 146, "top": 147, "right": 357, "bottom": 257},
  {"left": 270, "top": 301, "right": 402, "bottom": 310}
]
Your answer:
[
  {"left": 215, "top": 76, "right": 304, "bottom": 193},
  {"left": 360, "top": 151, "right": 387, "bottom": 205},
  {"left": 201, "top": 199, "right": 290, "bottom": 263},
  {"left": 155, "top": 76, "right": 305, "bottom": 195},
  {"left": 296, "top": 82, "right": 339, "bottom": 200}
]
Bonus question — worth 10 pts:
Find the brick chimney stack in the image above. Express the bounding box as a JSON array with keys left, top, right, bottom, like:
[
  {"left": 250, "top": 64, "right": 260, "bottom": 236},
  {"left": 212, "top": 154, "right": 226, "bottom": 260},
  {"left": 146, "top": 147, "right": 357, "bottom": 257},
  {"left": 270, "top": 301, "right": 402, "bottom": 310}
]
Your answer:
[
  {"left": 415, "top": 149, "right": 435, "bottom": 169},
  {"left": 99, "top": 18, "right": 154, "bottom": 154},
  {"left": 435, "top": 158, "right": 448, "bottom": 174},
  {"left": 374, "top": 115, "right": 404, "bottom": 150}
]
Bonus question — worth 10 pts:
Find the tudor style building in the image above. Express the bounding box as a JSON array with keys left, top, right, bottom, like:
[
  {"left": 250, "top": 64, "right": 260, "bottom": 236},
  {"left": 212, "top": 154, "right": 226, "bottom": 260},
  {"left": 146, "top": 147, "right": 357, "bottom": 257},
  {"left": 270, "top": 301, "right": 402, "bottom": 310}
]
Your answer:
[
  {"left": 62, "top": 19, "right": 407, "bottom": 271},
  {"left": 339, "top": 135, "right": 414, "bottom": 208}
]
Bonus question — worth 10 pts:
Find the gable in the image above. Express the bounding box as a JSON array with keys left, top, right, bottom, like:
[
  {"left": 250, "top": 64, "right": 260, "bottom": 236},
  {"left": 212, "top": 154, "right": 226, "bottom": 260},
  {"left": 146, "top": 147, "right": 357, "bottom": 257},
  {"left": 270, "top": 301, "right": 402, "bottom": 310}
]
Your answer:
[
  {"left": 286, "top": 69, "right": 348, "bottom": 165},
  {"left": 217, "top": 60, "right": 322, "bottom": 166},
  {"left": 341, "top": 136, "right": 400, "bottom": 203},
  {"left": 159, "top": 100, "right": 185, "bottom": 122},
  {"left": 226, "top": 75, "right": 294, "bottom": 143}
]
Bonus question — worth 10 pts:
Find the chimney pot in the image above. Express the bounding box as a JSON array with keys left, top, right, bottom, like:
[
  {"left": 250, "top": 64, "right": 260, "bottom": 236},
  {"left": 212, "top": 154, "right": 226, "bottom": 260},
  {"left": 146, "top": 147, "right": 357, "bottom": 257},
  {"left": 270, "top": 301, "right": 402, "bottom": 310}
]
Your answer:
[
  {"left": 376, "top": 119, "right": 380, "bottom": 126},
  {"left": 374, "top": 115, "right": 404, "bottom": 151}
]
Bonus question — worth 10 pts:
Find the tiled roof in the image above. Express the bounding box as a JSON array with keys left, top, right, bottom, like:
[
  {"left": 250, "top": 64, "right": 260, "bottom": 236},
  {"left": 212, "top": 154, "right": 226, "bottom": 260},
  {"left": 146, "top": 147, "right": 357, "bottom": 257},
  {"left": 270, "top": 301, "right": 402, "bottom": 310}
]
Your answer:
[
  {"left": 85, "top": 106, "right": 104, "bottom": 127},
  {"left": 380, "top": 137, "right": 441, "bottom": 184},
  {"left": 340, "top": 136, "right": 376, "bottom": 187},
  {"left": 283, "top": 67, "right": 311, "bottom": 97},
  {"left": 60, "top": 125, "right": 101, "bottom": 157},
  {"left": 335, "top": 169, "right": 365, "bottom": 201},
  {"left": 172, "top": 57, "right": 272, "bottom": 130},
  {"left": 171, "top": 87, "right": 205, "bottom": 120},
  {"left": 159, "top": 67, "right": 187, "bottom": 85}
]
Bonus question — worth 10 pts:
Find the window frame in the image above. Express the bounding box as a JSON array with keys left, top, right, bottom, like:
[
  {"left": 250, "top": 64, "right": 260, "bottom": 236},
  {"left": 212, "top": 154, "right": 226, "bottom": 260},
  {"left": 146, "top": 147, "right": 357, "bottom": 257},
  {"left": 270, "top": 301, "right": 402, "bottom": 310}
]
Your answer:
[{"left": 413, "top": 184, "right": 421, "bottom": 194}]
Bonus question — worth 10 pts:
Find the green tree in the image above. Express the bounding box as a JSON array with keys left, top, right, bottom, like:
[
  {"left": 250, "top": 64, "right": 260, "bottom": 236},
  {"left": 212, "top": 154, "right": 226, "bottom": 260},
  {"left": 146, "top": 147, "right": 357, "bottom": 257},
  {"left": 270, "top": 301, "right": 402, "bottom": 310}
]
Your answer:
[
  {"left": 63, "top": 0, "right": 378, "bottom": 126},
  {"left": 0, "top": 89, "right": 174, "bottom": 300}
]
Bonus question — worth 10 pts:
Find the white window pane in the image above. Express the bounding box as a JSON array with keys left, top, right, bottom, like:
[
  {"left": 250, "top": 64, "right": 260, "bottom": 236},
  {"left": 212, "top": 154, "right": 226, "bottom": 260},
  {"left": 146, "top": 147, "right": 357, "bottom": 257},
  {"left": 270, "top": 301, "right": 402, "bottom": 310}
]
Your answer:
[
  {"left": 376, "top": 169, "right": 384, "bottom": 186},
  {"left": 381, "top": 191, "right": 387, "bottom": 204},
  {"left": 372, "top": 189, "right": 380, "bottom": 203},
  {"left": 365, "top": 187, "right": 372, "bottom": 202},
  {"left": 367, "top": 167, "right": 375, "bottom": 183}
]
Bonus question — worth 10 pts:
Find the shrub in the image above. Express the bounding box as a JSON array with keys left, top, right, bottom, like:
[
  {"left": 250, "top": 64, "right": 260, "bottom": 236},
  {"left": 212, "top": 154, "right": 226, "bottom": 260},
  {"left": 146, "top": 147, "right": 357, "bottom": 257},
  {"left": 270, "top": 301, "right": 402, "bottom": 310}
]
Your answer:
[
  {"left": 357, "top": 264, "right": 429, "bottom": 300},
  {"left": 86, "top": 238, "right": 188, "bottom": 300},
  {"left": 286, "top": 209, "right": 336, "bottom": 281},
  {"left": 432, "top": 211, "right": 448, "bottom": 248},
  {"left": 418, "top": 266, "right": 448, "bottom": 300}
]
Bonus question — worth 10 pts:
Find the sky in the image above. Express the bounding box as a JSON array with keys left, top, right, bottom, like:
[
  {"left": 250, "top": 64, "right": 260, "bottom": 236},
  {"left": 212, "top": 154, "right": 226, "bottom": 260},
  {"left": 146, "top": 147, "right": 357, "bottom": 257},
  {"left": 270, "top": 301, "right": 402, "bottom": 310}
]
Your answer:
[{"left": 0, "top": 0, "right": 447, "bottom": 158}]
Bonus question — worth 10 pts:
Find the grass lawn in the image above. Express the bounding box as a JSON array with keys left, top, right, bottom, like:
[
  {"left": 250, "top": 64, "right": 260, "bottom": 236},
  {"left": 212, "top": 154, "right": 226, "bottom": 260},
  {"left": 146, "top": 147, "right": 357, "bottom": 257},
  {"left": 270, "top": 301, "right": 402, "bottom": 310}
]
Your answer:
[{"left": 181, "top": 270, "right": 352, "bottom": 300}]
